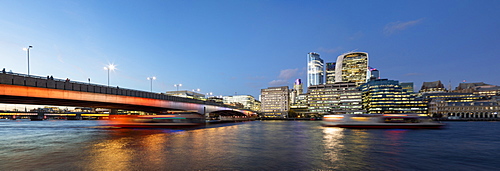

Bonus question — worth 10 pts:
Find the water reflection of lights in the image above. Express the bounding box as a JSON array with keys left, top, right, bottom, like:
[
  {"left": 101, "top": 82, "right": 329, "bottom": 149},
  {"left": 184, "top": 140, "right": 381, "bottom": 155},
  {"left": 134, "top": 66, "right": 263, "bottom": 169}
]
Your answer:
[
  {"left": 322, "top": 127, "right": 344, "bottom": 164},
  {"left": 322, "top": 128, "right": 375, "bottom": 169},
  {"left": 85, "top": 136, "right": 135, "bottom": 170},
  {"left": 384, "top": 129, "right": 408, "bottom": 147},
  {"left": 82, "top": 123, "right": 244, "bottom": 170}
]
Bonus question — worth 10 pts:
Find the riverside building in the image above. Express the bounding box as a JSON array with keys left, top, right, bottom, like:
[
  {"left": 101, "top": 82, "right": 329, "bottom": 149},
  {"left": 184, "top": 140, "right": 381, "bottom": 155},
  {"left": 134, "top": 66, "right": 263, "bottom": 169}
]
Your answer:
[
  {"left": 419, "top": 80, "right": 447, "bottom": 94},
  {"left": 260, "top": 86, "right": 290, "bottom": 118},
  {"left": 453, "top": 82, "right": 500, "bottom": 97},
  {"left": 307, "top": 82, "right": 365, "bottom": 115},
  {"left": 434, "top": 100, "right": 500, "bottom": 119},
  {"left": 334, "top": 52, "right": 369, "bottom": 85},
  {"left": 423, "top": 92, "right": 486, "bottom": 116},
  {"left": 359, "top": 79, "right": 427, "bottom": 114},
  {"left": 223, "top": 95, "right": 260, "bottom": 111},
  {"left": 307, "top": 52, "right": 324, "bottom": 87}
]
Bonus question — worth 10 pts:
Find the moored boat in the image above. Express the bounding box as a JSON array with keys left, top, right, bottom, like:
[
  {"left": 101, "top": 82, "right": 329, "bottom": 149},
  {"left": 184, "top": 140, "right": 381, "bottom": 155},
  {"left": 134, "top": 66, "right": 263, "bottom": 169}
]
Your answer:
[{"left": 322, "top": 114, "right": 445, "bottom": 129}]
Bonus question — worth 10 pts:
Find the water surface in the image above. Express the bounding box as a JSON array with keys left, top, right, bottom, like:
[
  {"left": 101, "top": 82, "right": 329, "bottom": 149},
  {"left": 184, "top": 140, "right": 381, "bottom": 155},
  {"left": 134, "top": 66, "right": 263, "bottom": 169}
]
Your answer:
[{"left": 0, "top": 120, "right": 499, "bottom": 170}]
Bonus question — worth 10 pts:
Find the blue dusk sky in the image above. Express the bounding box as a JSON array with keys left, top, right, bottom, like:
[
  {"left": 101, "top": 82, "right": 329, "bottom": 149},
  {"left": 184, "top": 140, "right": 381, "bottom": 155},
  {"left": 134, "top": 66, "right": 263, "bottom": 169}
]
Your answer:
[{"left": 1, "top": 0, "right": 499, "bottom": 98}]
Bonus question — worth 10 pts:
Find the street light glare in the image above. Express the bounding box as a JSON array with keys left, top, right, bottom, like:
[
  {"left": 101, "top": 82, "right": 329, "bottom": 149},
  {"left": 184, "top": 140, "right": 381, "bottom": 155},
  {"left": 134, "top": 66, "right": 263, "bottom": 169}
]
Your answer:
[
  {"left": 108, "top": 64, "right": 116, "bottom": 71},
  {"left": 104, "top": 64, "right": 117, "bottom": 71}
]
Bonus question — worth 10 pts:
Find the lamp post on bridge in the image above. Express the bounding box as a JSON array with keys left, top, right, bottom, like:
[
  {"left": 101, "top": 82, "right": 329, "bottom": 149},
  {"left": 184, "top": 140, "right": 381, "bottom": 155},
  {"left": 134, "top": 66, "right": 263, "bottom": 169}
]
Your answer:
[
  {"left": 147, "top": 76, "right": 156, "bottom": 92},
  {"left": 23, "top": 46, "right": 33, "bottom": 76},
  {"left": 174, "top": 84, "right": 182, "bottom": 91},
  {"left": 103, "top": 64, "right": 116, "bottom": 86}
]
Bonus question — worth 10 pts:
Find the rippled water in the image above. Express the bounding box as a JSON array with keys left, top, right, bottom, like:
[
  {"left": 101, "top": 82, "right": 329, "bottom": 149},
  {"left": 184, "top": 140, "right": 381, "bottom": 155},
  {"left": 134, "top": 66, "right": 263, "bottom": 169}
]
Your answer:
[{"left": 0, "top": 120, "right": 499, "bottom": 170}]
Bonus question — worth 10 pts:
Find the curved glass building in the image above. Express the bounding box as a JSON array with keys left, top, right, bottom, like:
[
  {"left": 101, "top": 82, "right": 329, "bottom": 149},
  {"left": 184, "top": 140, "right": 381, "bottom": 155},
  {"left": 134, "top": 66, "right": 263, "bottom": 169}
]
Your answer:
[{"left": 334, "top": 52, "right": 369, "bottom": 85}]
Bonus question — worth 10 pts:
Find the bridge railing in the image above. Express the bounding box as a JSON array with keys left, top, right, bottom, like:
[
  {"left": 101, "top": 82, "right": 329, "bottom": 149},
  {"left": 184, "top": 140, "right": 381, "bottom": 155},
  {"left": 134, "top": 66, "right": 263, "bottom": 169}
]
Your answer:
[{"left": 0, "top": 71, "right": 239, "bottom": 109}]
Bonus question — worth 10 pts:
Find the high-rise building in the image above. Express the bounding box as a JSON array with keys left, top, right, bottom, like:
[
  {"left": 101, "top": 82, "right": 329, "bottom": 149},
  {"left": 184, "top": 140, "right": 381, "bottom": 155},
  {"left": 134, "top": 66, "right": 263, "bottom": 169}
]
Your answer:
[
  {"left": 290, "top": 79, "right": 303, "bottom": 104},
  {"left": 359, "top": 79, "right": 427, "bottom": 114},
  {"left": 294, "top": 79, "right": 304, "bottom": 94},
  {"left": 369, "top": 67, "right": 379, "bottom": 80},
  {"left": 307, "top": 52, "right": 324, "bottom": 86},
  {"left": 260, "top": 86, "right": 290, "bottom": 118},
  {"left": 325, "top": 62, "right": 336, "bottom": 84},
  {"left": 335, "top": 52, "right": 369, "bottom": 85},
  {"left": 307, "top": 82, "right": 365, "bottom": 115}
]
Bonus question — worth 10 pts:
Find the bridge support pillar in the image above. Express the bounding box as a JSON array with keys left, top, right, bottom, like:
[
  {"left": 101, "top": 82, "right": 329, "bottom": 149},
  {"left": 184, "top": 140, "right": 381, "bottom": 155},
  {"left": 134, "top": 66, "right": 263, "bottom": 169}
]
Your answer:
[{"left": 30, "top": 112, "right": 45, "bottom": 121}]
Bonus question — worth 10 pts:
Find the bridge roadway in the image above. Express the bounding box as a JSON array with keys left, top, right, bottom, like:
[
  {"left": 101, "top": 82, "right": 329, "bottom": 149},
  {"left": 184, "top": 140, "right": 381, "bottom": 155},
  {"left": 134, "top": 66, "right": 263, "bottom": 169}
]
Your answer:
[{"left": 0, "top": 72, "right": 255, "bottom": 116}]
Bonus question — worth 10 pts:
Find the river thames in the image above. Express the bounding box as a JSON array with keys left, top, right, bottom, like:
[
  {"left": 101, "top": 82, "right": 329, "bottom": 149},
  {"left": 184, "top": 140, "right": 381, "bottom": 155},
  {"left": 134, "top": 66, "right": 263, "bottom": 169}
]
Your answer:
[{"left": 0, "top": 120, "right": 499, "bottom": 170}]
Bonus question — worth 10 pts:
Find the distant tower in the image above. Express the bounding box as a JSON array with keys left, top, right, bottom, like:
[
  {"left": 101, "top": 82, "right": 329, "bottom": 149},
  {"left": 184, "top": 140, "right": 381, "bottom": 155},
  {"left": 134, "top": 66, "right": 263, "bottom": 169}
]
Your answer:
[
  {"left": 325, "top": 62, "right": 336, "bottom": 84},
  {"left": 294, "top": 79, "right": 304, "bottom": 94},
  {"left": 369, "top": 67, "right": 379, "bottom": 80},
  {"left": 335, "top": 52, "right": 369, "bottom": 85},
  {"left": 307, "top": 52, "right": 324, "bottom": 87}
]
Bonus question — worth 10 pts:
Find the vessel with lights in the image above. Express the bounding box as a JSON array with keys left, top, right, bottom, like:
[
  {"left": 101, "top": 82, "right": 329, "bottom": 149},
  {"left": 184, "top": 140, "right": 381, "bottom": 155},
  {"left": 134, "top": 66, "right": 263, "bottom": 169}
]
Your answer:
[
  {"left": 322, "top": 114, "right": 445, "bottom": 129},
  {"left": 104, "top": 113, "right": 205, "bottom": 128}
]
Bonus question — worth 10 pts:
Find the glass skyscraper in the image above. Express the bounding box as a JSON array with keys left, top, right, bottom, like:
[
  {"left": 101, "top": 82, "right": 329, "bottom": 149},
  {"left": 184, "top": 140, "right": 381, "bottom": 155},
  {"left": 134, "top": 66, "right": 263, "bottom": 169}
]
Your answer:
[
  {"left": 307, "top": 52, "right": 324, "bottom": 87},
  {"left": 325, "top": 62, "right": 336, "bottom": 84}
]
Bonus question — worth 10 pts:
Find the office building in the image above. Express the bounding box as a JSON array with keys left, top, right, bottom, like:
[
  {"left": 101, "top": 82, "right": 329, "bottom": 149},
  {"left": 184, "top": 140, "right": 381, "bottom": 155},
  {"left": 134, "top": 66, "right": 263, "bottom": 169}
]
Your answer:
[
  {"left": 400, "top": 82, "right": 414, "bottom": 93},
  {"left": 325, "top": 62, "right": 336, "bottom": 84},
  {"left": 260, "top": 86, "right": 290, "bottom": 118},
  {"left": 290, "top": 79, "right": 304, "bottom": 104},
  {"left": 307, "top": 82, "right": 365, "bottom": 115},
  {"left": 307, "top": 52, "right": 324, "bottom": 86},
  {"left": 335, "top": 52, "right": 369, "bottom": 85},
  {"left": 420, "top": 80, "right": 447, "bottom": 94},
  {"left": 359, "top": 79, "right": 428, "bottom": 114},
  {"left": 453, "top": 82, "right": 500, "bottom": 97},
  {"left": 165, "top": 90, "right": 205, "bottom": 99},
  {"left": 223, "top": 95, "right": 260, "bottom": 111},
  {"left": 434, "top": 100, "right": 500, "bottom": 119}
]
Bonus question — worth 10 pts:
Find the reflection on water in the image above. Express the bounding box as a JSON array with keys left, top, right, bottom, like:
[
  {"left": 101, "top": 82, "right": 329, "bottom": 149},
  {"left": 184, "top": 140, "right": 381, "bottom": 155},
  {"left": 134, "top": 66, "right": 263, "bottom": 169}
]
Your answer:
[
  {"left": 1, "top": 120, "right": 499, "bottom": 170},
  {"left": 321, "top": 128, "right": 374, "bottom": 170},
  {"left": 322, "top": 127, "right": 343, "bottom": 169}
]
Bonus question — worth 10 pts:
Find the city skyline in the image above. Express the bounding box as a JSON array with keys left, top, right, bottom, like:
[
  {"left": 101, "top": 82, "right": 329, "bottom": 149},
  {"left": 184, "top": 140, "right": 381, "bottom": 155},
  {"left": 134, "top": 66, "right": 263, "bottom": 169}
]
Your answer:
[{"left": 1, "top": 1, "right": 499, "bottom": 98}]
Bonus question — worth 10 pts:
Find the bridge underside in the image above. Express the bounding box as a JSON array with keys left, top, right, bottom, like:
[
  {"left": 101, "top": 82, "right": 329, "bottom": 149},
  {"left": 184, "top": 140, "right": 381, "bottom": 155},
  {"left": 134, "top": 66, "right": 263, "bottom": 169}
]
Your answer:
[{"left": 210, "top": 110, "right": 247, "bottom": 116}]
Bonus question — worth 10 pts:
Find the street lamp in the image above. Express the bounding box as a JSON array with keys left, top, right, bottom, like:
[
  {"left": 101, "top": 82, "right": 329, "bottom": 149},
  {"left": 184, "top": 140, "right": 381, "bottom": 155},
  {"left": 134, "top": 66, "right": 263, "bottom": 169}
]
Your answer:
[
  {"left": 174, "top": 84, "right": 182, "bottom": 91},
  {"left": 103, "top": 64, "right": 116, "bottom": 86},
  {"left": 147, "top": 76, "right": 156, "bottom": 92},
  {"left": 23, "top": 46, "right": 33, "bottom": 76}
]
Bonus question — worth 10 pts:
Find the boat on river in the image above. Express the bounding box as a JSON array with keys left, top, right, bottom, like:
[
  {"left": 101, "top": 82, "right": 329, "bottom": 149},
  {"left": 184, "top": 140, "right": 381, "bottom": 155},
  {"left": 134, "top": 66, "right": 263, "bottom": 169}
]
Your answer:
[
  {"left": 322, "top": 114, "right": 445, "bottom": 129},
  {"left": 104, "top": 113, "right": 205, "bottom": 128}
]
